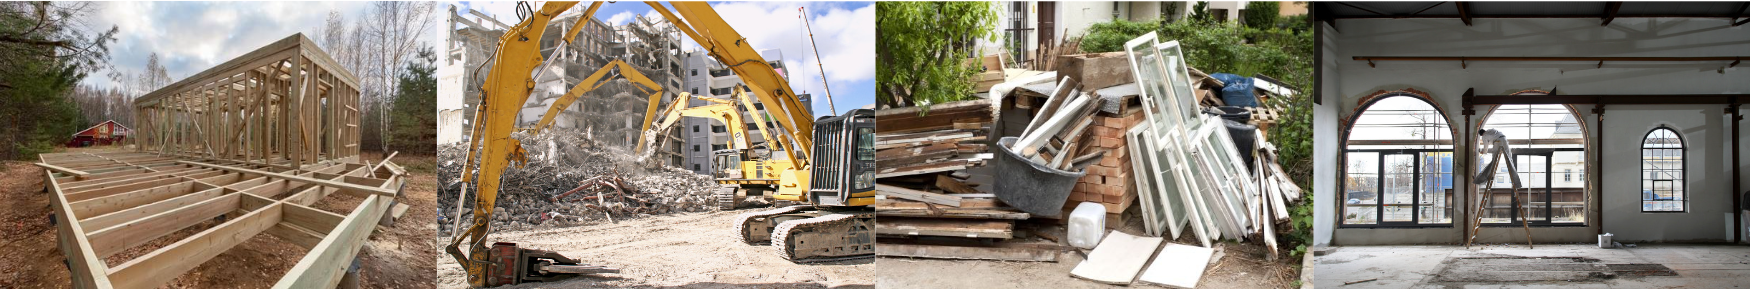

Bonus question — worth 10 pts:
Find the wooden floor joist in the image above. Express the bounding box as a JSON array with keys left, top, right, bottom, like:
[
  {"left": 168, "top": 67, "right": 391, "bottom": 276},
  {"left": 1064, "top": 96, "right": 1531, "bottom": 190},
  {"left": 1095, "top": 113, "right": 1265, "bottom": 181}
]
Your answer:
[{"left": 45, "top": 33, "right": 396, "bottom": 289}]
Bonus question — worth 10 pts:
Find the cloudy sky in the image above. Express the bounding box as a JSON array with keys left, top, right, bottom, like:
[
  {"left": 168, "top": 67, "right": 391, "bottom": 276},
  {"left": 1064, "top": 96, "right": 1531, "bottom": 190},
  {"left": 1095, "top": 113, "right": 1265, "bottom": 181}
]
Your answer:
[
  {"left": 87, "top": 2, "right": 445, "bottom": 93},
  {"left": 449, "top": 1, "right": 875, "bottom": 117}
]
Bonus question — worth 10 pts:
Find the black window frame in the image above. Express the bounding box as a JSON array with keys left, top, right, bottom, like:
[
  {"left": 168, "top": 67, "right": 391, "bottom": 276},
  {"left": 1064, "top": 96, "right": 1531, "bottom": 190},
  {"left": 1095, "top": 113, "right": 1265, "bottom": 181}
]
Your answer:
[
  {"left": 1640, "top": 126, "right": 1686, "bottom": 213},
  {"left": 1478, "top": 147, "right": 1587, "bottom": 227},
  {"left": 1338, "top": 93, "right": 1457, "bottom": 228}
]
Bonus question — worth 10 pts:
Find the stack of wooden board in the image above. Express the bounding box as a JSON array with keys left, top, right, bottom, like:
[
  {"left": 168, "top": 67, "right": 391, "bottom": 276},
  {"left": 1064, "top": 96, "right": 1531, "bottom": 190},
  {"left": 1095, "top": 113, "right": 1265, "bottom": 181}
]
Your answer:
[
  {"left": 873, "top": 183, "right": 1061, "bottom": 262},
  {"left": 874, "top": 99, "right": 994, "bottom": 178}
]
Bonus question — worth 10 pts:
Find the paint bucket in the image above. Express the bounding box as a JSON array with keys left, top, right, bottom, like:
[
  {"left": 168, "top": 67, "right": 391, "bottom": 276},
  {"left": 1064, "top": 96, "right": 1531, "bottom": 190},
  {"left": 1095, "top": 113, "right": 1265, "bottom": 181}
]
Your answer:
[{"left": 1598, "top": 233, "right": 1614, "bottom": 248}]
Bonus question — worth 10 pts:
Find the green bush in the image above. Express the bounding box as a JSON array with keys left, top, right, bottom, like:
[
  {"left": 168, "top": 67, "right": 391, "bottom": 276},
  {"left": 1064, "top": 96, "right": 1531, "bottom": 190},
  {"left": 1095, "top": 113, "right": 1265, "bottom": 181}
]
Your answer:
[
  {"left": 1081, "top": 19, "right": 1159, "bottom": 54},
  {"left": 1243, "top": 1, "right": 1281, "bottom": 30}
]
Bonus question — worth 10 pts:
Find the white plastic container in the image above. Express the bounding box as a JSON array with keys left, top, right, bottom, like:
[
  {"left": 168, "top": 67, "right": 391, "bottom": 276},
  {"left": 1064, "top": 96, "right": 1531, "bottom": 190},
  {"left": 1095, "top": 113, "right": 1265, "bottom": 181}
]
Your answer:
[
  {"left": 1068, "top": 202, "right": 1108, "bottom": 249},
  {"left": 1598, "top": 233, "right": 1614, "bottom": 248}
]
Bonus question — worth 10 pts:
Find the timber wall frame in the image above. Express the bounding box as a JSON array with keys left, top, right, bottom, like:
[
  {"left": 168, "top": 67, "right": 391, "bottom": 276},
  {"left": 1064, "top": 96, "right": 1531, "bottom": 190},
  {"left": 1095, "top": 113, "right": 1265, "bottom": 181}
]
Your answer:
[
  {"left": 39, "top": 33, "right": 402, "bottom": 289},
  {"left": 135, "top": 33, "right": 362, "bottom": 168}
]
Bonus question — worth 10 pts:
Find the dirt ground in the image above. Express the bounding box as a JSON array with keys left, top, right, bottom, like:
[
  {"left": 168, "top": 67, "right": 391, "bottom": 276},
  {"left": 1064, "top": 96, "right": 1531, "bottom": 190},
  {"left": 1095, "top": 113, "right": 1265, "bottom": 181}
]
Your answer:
[
  {"left": 0, "top": 147, "right": 437, "bottom": 288},
  {"left": 876, "top": 215, "right": 1302, "bottom": 288},
  {"left": 435, "top": 209, "right": 876, "bottom": 289}
]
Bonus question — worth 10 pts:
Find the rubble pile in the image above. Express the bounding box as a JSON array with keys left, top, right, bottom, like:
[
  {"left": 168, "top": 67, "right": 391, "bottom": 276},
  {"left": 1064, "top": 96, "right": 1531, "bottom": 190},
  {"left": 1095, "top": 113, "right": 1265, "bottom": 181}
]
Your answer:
[{"left": 439, "top": 132, "right": 721, "bottom": 233}]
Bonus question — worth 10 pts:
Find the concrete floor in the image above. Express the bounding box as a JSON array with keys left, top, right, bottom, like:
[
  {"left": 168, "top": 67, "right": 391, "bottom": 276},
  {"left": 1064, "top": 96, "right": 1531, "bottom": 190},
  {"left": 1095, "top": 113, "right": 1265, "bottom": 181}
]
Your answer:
[{"left": 1313, "top": 244, "right": 1750, "bottom": 288}]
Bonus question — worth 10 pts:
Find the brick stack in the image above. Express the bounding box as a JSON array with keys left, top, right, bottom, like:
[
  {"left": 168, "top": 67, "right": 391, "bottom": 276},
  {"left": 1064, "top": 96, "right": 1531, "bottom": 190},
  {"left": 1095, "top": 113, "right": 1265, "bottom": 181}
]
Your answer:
[{"left": 1061, "top": 104, "right": 1145, "bottom": 229}]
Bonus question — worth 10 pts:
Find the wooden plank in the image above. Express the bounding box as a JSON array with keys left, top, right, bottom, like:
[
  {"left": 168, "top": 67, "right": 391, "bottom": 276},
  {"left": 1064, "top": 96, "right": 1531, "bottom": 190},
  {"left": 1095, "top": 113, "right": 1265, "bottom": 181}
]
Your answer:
[
  {"left": 1070, "top": 231, "right": 1164, "bottom": 285},
  {"left": 264, "top": 223, "right": 326, "bottom": 249},
  {"left": 283, "top": 203, "right": 345, "bottom": 232},
  {"left": 875, "top": 184, "right": 961, "bottom": 207},
  {"left": 876, "top": 160, "right": 970, "bottom": 178},
  {"left": 876, "top": 218, "right": 1013, "bottom": 239},
  {"left": 79, "top": 187, "right": 224, "bottom": 231},
  {"left": 273, "top": 195, "right": 388, "bottom": 288},
  {"left": 107, "top": 203, "right": 281, "bottom": 289},
  {"left": 87, "top": 192, "right": 242, "bottom": 258},
  {"left": 876, "top": 242, "right": 1060, "bottom": 262},
  {"left": 178, "top": 161, "right": 395, "bottom": 197},
  {"left": 934, "top": 175, "right": 981, "bottom": 194},
  {"left": 64, "top": 177, "right": 186, "bottom": 202},
  {"left": 69, "top": 181, "right": 203, "bottom": 218},
  {"left": 878, "top": 197, "right": 1007, "bottom": 209},
  {"left": 46, "top": 170, "right": 115, "bottom": 288},
  {"left": 35, "top": 162, "right": 91, "bottom": 178}
]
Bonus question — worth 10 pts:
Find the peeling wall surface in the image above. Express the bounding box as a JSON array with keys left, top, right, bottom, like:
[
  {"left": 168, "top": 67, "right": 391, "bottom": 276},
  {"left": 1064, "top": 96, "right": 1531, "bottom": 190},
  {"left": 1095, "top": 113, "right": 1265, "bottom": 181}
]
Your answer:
[{"left": 1318, "top": 17, "right": 1750, "bottom": 245}]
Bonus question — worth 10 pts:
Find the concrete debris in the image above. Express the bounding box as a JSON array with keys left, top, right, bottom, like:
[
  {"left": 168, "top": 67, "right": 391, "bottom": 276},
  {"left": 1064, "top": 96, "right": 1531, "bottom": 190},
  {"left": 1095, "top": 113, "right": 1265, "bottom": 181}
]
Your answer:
[{"left": 439, "top": 132, "right": 719, "bottom": 233}]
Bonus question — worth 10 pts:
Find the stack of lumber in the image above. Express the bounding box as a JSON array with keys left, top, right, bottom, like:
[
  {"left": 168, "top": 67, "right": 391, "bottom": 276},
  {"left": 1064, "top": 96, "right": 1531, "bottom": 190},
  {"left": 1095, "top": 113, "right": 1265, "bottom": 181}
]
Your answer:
[
  {"left": 874, "top": 93, "right": 1074, "bottom": 262},
  {"left": 874, "top": 182, "right": 1061, "bottom": 262},
  {"left": 874, "top": 99, "right": 994, "bottom": 178}
]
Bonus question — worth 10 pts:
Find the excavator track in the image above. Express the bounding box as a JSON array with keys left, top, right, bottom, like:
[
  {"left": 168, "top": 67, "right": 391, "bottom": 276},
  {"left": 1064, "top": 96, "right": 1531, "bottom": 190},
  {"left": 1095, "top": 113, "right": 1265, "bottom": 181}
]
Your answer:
[
  {"left": 714, "top": 187, "right": 738, "bottom": 210},
  {"left": 770, "top": 211, "right": 875, "bottom": 263},
  {"left": 732, "top": 205, "right": 807, "bottom": 244}
]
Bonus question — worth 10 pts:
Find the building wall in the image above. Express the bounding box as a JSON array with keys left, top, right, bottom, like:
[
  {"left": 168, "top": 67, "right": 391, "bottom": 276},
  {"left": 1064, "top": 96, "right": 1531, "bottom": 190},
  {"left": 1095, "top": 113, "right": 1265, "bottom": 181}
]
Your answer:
[{"left": 1319, "top": 17, "right": 1750, "bottom": 245}]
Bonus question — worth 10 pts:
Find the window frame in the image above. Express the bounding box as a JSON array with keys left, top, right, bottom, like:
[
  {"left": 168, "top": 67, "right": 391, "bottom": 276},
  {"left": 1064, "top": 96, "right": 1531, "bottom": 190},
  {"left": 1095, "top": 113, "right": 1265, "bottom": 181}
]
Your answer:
[
  {"left": 1640, "top": 126, "right": 1686, "bottom": 213},
  {"left": 1343, "top": 148, "right": 1457, "bottom": 227},
  {"left": 1479, "top": 147, "right": 1587, "bottom": 227},
  {"left": 1338, "top": 92, "right": 1457, "bottom": 228}
]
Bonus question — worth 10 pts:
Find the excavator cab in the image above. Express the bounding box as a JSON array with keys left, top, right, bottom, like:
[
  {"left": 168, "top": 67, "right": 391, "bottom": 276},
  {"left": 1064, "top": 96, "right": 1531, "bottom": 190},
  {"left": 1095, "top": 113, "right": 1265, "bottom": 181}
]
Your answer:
[
  {"left": 711, "top": 150, "right": 743, "bottom": 179},
  {"left": 806, "top": 108, "right": 877, "bottom": 207}
]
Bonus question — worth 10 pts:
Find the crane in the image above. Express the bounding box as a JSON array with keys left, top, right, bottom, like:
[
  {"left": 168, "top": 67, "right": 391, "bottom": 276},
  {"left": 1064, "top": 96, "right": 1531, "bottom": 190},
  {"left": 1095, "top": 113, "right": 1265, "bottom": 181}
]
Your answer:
[{"left": 448, "top": 2, "right": 875, "bottom": 287}]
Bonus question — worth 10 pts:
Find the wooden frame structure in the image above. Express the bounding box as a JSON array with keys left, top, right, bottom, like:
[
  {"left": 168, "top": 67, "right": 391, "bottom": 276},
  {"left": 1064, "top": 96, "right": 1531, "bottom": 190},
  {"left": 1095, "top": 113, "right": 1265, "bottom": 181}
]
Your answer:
[
  {"left": 135, "top": 33, "right": 361, "bottom": 167},
  {"left": 41, "top": 33, "right": 401, "bottom": 289}
]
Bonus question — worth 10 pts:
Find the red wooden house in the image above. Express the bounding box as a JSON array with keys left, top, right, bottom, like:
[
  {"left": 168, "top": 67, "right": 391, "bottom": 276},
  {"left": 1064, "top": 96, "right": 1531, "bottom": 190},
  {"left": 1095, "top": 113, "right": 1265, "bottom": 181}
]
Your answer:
[{"left": 65, "top": 120, "right": 130, "bottom": 147}]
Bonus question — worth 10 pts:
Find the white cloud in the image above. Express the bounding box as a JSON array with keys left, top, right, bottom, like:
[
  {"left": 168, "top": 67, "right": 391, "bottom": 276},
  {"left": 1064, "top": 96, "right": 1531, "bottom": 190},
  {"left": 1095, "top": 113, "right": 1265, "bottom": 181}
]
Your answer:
[
  {"left": 704, "top": 2, "right": 875, "bottom": 92},
  {"left": 606, "top": 11, "right": 635, "bottom": 25},
  {"left": 87, "top": 1, "right": 450, "bottom": 93}
]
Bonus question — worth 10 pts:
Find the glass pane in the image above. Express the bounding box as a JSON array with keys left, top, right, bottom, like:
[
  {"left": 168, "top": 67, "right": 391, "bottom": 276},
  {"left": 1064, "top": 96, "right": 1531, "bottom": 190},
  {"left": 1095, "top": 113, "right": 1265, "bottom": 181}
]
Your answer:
[
  {"left": 1125, "top": 33, "right": 1178, "bottom": 138},
  {"left": 1518, "top": 155, "right": 1549, "bottom": 222},
  {"left": 1418, "top": 152, "right": 1453, "bottom": 224},
  {"left": 1345, "top": 152, "right": 1379, "bottom": 224},
  {"left": 1551, "top": 151, "right": 1585, "bottom": 223},
  {"left": 1158, "top": 41, "right": 1199, "bottom": 127},
  {"left": 1642, "top": 129, "right": 1684, "bottom": 212},
  {"left": 1382, "top": 154, "right": 1414, "bottom": 222},
  {"left": 1348, "top": 96, "right": 1453, "bottom": 151}
]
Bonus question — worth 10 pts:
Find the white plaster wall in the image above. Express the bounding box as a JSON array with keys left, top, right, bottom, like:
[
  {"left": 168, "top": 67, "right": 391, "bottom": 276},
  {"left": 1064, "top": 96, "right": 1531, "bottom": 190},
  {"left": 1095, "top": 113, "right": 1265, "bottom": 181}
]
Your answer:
[
  {"left": 1059, "top": 2, "right": 1120, "bottom": 39},
  {"left": 1313, "top": 23, "right": 1339, "bottom": 246},
  {"left": 1322, "top": 17, "right": 1750, "bottom": 244},
  {"left": 1599, "top": 106, "right": 1736, "bottom": 242}
]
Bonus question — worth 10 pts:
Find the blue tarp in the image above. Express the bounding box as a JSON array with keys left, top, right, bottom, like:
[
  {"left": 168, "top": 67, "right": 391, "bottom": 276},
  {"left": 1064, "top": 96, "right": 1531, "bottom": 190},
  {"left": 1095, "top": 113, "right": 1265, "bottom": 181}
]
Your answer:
[{"left": 1210, "top": 73, "right": 1257, "bottom": 107}]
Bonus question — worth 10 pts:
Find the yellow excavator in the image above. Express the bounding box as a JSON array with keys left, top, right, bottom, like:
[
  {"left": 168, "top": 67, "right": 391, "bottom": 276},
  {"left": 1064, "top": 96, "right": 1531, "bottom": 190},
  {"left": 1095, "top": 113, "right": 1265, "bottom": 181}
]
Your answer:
[
  {"left": 635, "top": 85, "right": 806, "bottom": 211},
  {"left": 448, "top": 2, "right": 876, "bottom": 287}
]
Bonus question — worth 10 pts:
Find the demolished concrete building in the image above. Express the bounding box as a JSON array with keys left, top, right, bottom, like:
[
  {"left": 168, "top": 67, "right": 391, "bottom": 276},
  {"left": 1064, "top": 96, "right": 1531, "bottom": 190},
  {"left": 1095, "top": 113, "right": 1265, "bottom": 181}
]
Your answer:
[
  {"left": 678, "top": 48, "right": 813, "bottom": 175},
  {"left": 439, "top": 5, "right": 686, "bottom": 167}
]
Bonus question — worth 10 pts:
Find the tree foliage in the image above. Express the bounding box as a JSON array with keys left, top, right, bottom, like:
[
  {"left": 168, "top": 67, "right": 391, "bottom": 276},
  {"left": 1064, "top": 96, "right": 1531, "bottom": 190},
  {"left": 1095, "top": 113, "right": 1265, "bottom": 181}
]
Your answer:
[
  {"left": 388, "top": 46, "right": 436, "bottom": 154},
  {"left": 875, "top": 1, "right": 999, "bottom": 110},
  {"left": 0, "top": 2, "right": 114, "bottom": 159}
]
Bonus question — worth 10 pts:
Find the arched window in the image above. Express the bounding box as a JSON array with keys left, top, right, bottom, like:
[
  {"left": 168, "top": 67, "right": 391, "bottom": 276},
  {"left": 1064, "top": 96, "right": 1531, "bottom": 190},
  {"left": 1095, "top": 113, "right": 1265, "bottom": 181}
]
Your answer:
[
  {"left": 1477, "top": 100, "right": 1587, "bottom": 225},
  {"left": 1342, "top": 92, "right": 1455, "bottom": 227},
  {"left": 1641, "top": 127, "right": 1685, "bottom": 212}
]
